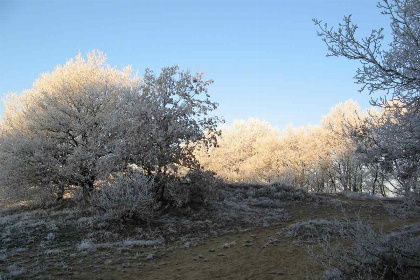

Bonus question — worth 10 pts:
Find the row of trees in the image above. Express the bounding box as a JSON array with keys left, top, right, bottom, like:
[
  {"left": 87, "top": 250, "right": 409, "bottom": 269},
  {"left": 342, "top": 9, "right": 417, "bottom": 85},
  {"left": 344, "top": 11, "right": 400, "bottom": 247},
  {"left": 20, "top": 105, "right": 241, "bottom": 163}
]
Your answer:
[
  {"left": 196, "top": 100, "right": 392, "bottom": 195},
  {"left": 0, "top": 51, "right": 220, "bottom": 203}
]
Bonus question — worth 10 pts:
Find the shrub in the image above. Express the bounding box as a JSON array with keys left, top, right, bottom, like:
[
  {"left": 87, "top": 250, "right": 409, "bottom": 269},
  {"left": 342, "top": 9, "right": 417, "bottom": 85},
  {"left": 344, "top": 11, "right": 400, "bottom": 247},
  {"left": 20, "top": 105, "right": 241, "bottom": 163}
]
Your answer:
[
  {"left": 310, "top": 218, "right": 420, "bottom": 280},
  {"left": 163, "top": 170, "right": 220, "bottom": 209},
  {"left": 90, "top": 171, "right": 154, "bottom": 222}
]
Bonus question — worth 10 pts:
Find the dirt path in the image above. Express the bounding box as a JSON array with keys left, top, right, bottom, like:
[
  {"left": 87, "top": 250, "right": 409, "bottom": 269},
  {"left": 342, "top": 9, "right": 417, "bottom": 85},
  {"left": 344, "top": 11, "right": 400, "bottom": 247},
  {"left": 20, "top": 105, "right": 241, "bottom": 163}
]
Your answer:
[
  {"left": 69, "top": 198, "right": 415, "bottom": 280},
  {"left": 71, "top": 224, "right": 318, "bottom": 280}
]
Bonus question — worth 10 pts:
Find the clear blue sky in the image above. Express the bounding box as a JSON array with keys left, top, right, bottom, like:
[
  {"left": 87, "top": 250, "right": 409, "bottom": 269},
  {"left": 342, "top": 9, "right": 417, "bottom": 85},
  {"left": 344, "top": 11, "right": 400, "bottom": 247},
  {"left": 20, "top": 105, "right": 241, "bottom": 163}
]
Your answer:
[{"left": 0, "top": 0, "right": 391, "bottom": 129}]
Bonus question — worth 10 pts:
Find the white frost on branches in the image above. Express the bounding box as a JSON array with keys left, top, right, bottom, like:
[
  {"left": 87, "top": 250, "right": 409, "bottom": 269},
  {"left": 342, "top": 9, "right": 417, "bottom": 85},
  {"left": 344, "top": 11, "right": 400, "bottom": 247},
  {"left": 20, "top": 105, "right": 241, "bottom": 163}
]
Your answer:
[{"left": 0, "top": 51, "right": 220, "bottom": 201}]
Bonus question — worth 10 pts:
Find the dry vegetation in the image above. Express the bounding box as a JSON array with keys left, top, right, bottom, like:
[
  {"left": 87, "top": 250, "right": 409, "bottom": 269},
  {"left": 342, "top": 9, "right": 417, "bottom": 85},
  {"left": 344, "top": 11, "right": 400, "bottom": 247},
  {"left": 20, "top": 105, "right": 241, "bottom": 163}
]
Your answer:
[{"left": 0, "top": 184, "right": 419, "bottom": 279}]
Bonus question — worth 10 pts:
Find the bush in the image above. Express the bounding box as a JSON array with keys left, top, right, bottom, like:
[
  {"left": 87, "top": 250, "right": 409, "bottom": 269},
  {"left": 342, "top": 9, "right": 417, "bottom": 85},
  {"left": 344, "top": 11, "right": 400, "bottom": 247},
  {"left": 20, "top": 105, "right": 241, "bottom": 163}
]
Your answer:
[
  {"left": 310, "top": 218, "right": 420, "bottom": 280},
  {"left": 163, "top": 170, "right": 220, "bottom": 209},
  {"left": 90, "top": 171, "right": 154, "bottom": 222}
]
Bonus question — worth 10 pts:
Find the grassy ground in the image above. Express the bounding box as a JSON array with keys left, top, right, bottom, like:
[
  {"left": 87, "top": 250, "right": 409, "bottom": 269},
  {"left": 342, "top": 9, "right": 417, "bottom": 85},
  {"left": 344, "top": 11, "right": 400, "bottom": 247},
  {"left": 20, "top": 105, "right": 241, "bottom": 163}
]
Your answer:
[{"left": 0, "top": 185, "right": 418, "bottom": 279}]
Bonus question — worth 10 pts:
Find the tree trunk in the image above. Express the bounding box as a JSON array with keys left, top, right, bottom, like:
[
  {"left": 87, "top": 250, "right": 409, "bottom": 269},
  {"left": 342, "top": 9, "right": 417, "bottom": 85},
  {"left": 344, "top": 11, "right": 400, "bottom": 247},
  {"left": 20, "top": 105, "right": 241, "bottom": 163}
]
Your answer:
[
  {"left": 82, "top": 179, "right": 95, "bottom": 201},
  {"left": 371, "top": 171, "right": 378, "bottom": 195},
  {"left": 56, "top": 184, "right": 65, "bottom": 201}
]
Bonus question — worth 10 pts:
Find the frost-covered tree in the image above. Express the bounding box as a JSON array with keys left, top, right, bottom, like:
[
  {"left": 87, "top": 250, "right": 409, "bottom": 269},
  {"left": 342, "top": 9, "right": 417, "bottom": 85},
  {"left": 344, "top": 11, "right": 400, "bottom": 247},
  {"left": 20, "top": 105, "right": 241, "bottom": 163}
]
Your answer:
[
  {"left": 196, "top": 116, "right": 352, "bottom": 190},
  {"left": 0, "top": 51, "right": 136, "bottom": 200},
  {"left": 197, "top": 119, "right": 281, "bottom": 183},
  {"left": 304, "top": 126, "right": 336, "bottom": 193},
  {"left": 278, "top": 124, "right": 337, "bottom": 192},
  {"left": 314, "top": 0, "right": 420, "bottom": 195},
  {"left": 119, "top": 66, "right": 221, "bottom": 201},
  {"left": 314, "top": 0, "right": 419, "bottom": 107},
  {"left": 195, "top": 100, "right": 390, "bottom": 194},
  {"left": 321, "top": 100, "right": 366, "bottom": 193},
  {"left": 197, "top": 110, "right": 367, "bottom": 192},
  {"left": 354, "top": 102, "right": 419, "bottom": 195},
  {"left": 122, "top": 66, "right": 219, "bottom": 174},
  {"left": 279, "top": 126, "right": 316, "bottom": 190},
  {"left": 0, "top": 51, "right": 220, "bottom": 202}
]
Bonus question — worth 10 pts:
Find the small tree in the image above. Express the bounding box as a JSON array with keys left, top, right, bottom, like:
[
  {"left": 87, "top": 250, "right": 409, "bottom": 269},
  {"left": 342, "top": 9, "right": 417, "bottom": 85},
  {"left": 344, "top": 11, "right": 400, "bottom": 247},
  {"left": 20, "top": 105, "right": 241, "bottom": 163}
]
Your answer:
[{"left": 120, "top": 66, "right": 221, "bottom": 201}]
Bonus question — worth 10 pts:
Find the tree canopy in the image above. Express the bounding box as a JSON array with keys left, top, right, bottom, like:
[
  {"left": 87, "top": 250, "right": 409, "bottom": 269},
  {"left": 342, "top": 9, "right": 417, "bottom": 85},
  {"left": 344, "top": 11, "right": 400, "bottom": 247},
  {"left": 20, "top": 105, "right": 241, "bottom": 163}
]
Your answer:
[{"left": 0, "top": 51, "right": 220, "bottom": 201}]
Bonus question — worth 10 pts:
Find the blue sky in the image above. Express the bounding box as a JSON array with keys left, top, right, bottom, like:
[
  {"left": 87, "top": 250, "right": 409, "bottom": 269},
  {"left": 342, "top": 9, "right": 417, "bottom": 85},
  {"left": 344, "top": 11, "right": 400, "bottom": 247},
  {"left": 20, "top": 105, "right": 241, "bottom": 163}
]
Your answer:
[{"left": 0, "top": 0, "right": 391, "bottom": 129}]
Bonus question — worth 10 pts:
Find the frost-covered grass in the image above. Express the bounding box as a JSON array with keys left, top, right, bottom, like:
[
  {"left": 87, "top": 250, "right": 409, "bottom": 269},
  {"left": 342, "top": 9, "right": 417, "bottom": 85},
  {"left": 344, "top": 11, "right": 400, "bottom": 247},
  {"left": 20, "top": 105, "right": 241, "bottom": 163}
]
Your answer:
[
  {"left": 11, "top": 248, "right": 28, "bottom": 255},
  {"left": 122, "top": 238, "right": 163, "bottom": 247},
  {"left": 309, "top": 218, "right": 420, "bottom": 280},
  {"left": 1, "top": 180, "right": 414, "bottom": 279},
  {"left": 76, "top": 240, "right": 96, "bottom": 251},
  {"left": 0, "top": 206, "right": 83, "bottom": 277},
  {"left": 340, "top": 191, "right": 387, "bottom": 201},
  {"left": 75, "top": 216, "right": 95, "bottom": 228},
  {"left": 8, "top": 264, "right": 25, "bottom": 276},
  {"left": 0, "top": 208, "right": 76, "bottom": 232},
  {"left": 76, "top": 238, "right": 164, "bottom": 251},
  {"left": 386, "top": 192, "right": 420, "bottom": 218},
  {"left": 44, "top": 249, "right": 63, "bottom": 255},
  {"left": 221, "top": 241, "right": 236, "bottom": 248},
  {"left": 46, "top": 232, "right": 56, "bottom": 240},
  {"left": 0, "top": 250, "right": 7, "bottom": 263},
  {"left": 282, "top": 219, "right": 345, "bottom": 241},
  {"left": 212, "top": 183, "right": 312, "bottom": 230},
  {"left": 0, "top": 209, "right": 47, "bottom": 226},
  {"left": 237, "top": 183, "right": 312, "bottom": 202}
]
